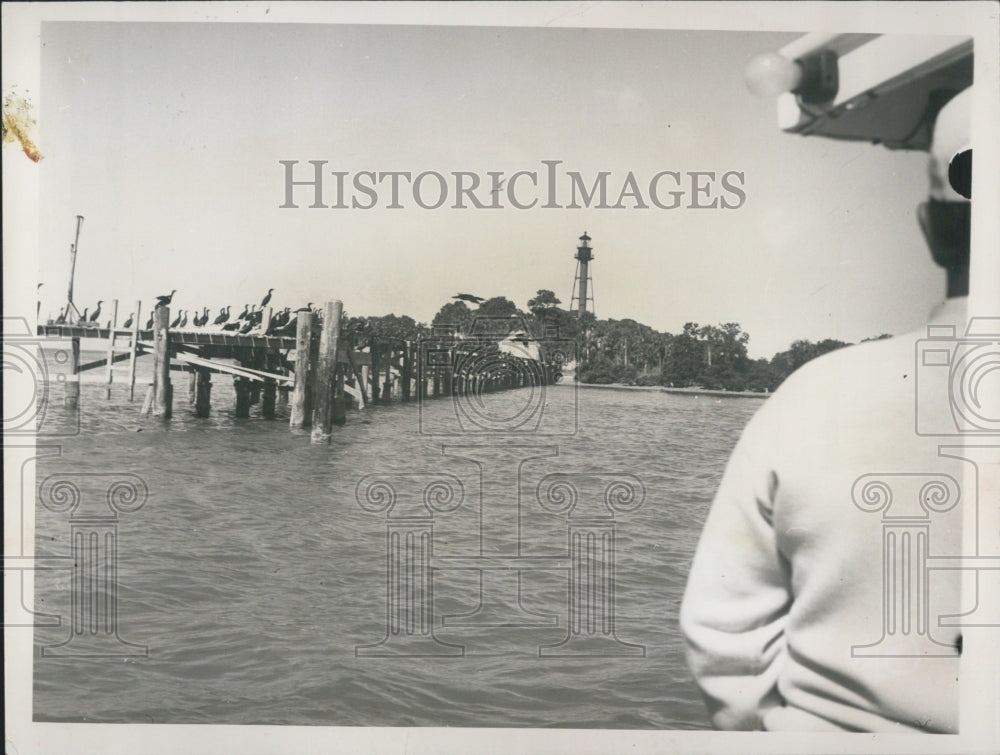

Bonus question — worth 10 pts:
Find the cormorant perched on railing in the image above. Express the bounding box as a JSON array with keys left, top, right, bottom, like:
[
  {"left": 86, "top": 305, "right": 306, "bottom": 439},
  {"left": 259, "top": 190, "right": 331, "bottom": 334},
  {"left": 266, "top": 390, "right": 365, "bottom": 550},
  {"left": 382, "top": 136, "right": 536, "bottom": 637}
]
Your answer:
[
  {"left": 170, "top": 310, "right": 183, "bottom": 329},
  {"left": 145, "top": 312, "right": 154, "bottom": 329},
  {"left": 155, "top": 290, "right": 177, "bottom": 308},
  {"left": 238, "top": 318, "right": 255, "bottom": 334},
  {"left": 213, "top": 306, "right": 230, "bottom": 326},
  {"left": 123, "top": 313, "right": 134, "bottom": 329},
  {"left": 54, "top": 307, "right": 67, "bottom": 325},
  {"left": 235, "top": 303, "right": 250, "bottom": 322},
  {"left": 264, "top": 307, "right": 292, "bottom": 335},
  {"left": 178, "top": 310, "right": 189, "bottom": 329},
  {"left": 260, "top": 288, "right": 274, "bottom": 308},
  {"left": 89, "top": 301, "right": 103, "bottom": 322},
  {"left": 80, "top": 307, "right": 89, "bottom": 323}
]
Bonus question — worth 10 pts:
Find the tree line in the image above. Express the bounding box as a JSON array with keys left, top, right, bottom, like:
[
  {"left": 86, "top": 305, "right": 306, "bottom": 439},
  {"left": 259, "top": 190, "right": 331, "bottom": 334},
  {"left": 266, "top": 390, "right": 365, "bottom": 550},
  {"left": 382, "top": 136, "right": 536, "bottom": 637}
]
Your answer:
[{"left": 342, "top": 289, "right": 891, "bottom": 394}]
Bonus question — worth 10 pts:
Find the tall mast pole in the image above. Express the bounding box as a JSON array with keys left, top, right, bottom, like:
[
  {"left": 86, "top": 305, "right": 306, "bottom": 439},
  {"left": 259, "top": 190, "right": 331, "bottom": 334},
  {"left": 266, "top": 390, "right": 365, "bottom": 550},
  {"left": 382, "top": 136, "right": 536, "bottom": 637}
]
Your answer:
[{"left": 67, "top": 215, "right": 84, "bottom": 321}]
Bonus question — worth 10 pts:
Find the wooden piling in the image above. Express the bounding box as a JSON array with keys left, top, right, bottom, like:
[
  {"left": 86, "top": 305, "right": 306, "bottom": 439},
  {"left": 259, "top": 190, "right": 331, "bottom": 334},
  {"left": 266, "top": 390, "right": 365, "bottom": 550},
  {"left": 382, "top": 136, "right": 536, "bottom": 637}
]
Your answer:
[
  {"left": 382, "top": 343, "right": 392, "bottom": 401},
  {"left": 277, "top": 385, "right": 290, "bottom": 407},
  {"left": 104, "top": 299, "right": 119, "bottom": 399},
  {"left": 401, "top": 340, "right": 412, "bottom": 402},
  {"left": 234, "top": 378, "right": 251, "bottom": 418},
  {"left": 333, "top": 367, "right": 347, "bottom": 426},
  {"left": 311, "top": 300, "right": 344, "bottom": 443},
  {"left": 370, "top": 337, "right": 381, "bottom": 404},
  {"left": 262, "top": 381, "right": 277, "bottom": 420},
  {"left": 152, "top": 306, "right": 172, "bottom": 418},
  {"left": 127, "top": 300, "right": 141, "bottom": 402},
  {"left": 290, "top": 311, "right": 315, "bottom": 428},
  {"left": 64, "top": 336, "right": 81, "bottom": 408},
  {"left": 195, "top": 369, "right": 212, "bottom": 417},
  {"left": 188, "top": 371, "right": 198, "bottom": 406}
]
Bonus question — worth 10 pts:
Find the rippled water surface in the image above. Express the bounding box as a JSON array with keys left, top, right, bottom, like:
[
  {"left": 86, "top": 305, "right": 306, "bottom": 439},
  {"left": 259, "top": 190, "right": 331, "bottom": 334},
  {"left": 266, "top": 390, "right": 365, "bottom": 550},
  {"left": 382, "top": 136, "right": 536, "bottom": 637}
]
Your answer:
[{"left": 32, "top": 357, "right": 763, "bottom": 729}]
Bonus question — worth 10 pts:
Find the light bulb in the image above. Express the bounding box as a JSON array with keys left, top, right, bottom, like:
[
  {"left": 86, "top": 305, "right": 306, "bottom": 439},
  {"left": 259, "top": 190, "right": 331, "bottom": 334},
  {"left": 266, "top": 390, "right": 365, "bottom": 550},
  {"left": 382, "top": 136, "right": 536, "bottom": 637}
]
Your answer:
[{"left": 744, "top": 51, "right": 803, "bottom": 97}]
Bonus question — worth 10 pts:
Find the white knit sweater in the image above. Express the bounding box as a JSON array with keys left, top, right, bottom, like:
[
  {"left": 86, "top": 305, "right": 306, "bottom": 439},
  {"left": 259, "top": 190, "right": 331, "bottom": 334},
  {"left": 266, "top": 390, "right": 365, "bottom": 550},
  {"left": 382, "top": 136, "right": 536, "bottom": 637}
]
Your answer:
[{"left": 680, "top": 298, "right": 969, "bottom": 732}]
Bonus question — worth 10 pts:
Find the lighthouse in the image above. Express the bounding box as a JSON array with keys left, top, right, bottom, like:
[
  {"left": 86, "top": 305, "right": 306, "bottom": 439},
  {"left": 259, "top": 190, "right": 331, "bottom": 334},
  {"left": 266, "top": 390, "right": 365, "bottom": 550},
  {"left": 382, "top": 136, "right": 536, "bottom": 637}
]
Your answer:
[{"left": 569, "top": 231, "right": 594, "bottom": 318}]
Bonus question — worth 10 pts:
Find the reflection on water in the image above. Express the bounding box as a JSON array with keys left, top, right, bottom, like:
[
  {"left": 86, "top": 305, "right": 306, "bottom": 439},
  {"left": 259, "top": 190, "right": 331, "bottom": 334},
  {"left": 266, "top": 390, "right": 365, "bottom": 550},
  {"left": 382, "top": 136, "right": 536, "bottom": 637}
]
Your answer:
[{"left": 32, "top": 372, "right": 762, "bottom": 729}]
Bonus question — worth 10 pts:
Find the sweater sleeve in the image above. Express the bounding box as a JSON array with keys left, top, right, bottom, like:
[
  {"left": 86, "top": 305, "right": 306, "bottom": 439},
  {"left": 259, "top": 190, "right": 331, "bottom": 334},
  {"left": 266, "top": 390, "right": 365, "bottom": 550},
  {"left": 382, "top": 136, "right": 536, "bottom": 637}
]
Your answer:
[{"left": 679, "top": 401, "right": 792, "bottom": 730}]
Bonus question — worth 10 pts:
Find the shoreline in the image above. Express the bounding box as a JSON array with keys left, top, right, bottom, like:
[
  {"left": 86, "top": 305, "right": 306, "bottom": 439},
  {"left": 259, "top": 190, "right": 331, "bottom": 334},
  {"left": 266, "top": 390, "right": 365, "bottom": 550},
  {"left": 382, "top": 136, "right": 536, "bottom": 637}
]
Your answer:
[{"left": 561, "top": 381, "right": 768, "bottom": 400}]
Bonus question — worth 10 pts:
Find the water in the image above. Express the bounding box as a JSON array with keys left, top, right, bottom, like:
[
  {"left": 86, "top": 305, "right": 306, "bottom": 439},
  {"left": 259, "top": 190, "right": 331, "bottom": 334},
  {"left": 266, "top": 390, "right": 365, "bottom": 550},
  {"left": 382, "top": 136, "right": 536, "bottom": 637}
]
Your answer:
[{"left": 31, "top": 353, "right": 763, "bottom": 729}]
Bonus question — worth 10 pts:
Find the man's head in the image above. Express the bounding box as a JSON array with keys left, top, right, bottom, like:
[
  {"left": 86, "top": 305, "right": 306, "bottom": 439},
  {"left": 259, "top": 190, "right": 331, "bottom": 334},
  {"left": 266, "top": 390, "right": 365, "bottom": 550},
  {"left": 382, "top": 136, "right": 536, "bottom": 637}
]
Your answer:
[{"left": 918, "top": 87, "right": 971, "bottom": 296}]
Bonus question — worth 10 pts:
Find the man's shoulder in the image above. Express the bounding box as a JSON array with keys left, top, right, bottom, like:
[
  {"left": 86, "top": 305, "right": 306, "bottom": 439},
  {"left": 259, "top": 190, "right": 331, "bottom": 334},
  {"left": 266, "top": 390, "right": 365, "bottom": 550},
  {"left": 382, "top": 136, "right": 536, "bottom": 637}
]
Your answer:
[{"left": 775, "top": 333, "right": 915, "bottom": 400}]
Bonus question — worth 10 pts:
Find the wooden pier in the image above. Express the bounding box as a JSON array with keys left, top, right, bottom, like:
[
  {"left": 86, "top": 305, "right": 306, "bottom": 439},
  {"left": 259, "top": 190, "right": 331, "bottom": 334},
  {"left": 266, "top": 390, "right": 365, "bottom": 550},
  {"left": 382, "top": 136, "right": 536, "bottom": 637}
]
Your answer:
[{"left": 38, "top": 299, "right": 559, "bottom": 443}]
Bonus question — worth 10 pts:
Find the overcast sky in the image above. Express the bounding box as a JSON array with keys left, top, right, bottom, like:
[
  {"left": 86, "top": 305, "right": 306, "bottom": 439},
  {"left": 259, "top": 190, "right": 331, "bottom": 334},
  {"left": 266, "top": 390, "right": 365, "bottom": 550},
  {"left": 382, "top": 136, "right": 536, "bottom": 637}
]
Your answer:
[{"left": 39, "top": 22, "right": 947, "bottom": 358}]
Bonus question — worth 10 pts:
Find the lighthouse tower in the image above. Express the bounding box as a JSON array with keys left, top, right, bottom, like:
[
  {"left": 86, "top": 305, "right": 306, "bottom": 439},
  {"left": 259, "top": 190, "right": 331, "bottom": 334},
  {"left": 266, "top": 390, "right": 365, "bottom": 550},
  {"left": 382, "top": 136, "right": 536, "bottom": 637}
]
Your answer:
[{"left": 569, "top": 231, "right": 595, "bottom": 318}]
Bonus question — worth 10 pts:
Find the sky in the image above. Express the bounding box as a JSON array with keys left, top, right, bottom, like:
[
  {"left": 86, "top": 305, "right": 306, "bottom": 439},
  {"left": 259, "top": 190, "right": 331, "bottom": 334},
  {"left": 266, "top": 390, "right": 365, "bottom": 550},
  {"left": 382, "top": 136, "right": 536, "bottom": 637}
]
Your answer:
[{"left": 38, "top": 22, "right": 947, "bottom": 358}]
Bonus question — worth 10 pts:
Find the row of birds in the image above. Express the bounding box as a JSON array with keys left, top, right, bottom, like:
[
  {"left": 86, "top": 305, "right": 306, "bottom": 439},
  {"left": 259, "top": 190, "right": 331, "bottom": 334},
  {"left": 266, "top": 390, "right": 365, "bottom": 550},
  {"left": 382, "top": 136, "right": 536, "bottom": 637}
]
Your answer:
[
  {"left": 55, "top": 289, "right": 315, "bottom": 336},
  {"left": 53, "top": 290, "right": 488, "bottom": 334}
]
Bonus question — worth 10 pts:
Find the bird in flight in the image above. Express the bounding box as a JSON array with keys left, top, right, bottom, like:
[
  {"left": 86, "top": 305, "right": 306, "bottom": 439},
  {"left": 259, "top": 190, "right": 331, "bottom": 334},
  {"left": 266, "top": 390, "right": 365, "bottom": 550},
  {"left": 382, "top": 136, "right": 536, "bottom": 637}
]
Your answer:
[{"left": 453, "top": 293, "right": 485, "bottom": 304}]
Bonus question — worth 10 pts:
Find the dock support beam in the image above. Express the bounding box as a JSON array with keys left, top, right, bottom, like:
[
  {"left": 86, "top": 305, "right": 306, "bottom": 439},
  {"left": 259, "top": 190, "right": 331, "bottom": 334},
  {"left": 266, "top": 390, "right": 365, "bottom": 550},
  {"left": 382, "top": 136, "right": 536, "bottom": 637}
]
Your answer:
[
  {"left": 64, "top": 337, "right": 81, "bottom": 408},
  {"left": 234, "top": 378, "right": 251, "bottom": 418},
  {"left": 370, "top": 338, "right": 381, "bottom": 404},
  {"left": 290, "top": 311, "right": 316, "bottom": 428},
  {"left": 262, "top": 382, "right": 277, "bottom": 420},
  {"left": 195, "top": 369, "right": 212, "bottom": 418},
  {"left": 152, "top": 306, "right": 172, "bottom": 418},
  {"left": 401, "top": 341, "right": 412, "bottom": 402},
  {"left": 333, "top": 369, "right": 347, "bottom": 426},
  {"left": 311, "top": 300, "right": 343, "bottom": 443}
]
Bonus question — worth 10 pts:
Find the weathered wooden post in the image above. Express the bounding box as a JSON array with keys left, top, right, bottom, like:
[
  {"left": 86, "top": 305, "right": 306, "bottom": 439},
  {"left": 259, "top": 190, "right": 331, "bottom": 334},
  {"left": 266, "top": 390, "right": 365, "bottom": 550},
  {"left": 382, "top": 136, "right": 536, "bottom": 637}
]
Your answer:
[
  {"left": 333, "top": 366, "right": 347, "bottom": 426},
  {"left": 195, "top": 368, "right": 212, "bottom": 417},
  {"left": 234, "top": 378, "right": 251, "bottom": 418},
  {"left": 370, "top": 337, "right": 381, "bottom": 404},
  {"left": 290, "top": 311, "right": 316, "bottom": 428},
  {"left": 443, "top": 351, "right": 453, "bottom": 396},
  {"left": 64, "top": 336, "right": 81, "bottom": 408},
  {"left": 311, "top": 300, "right": 343, "bottom": 443},
  {"left": 401, "top": 340, "right": 412, "bottom": 402},
  {"left": 383, "top": 343, "right": 393, "bottom": 401},
  {"left": 127, "top": 300, "right": 141, "bottom": 402},
  {"left": 152, "top": 306, "right": 172, "bottom": 418},
  {"left": 104, "top": 299, "right": 119, "bottom": 399},
  {"left": 262, "top": 381, "right": 277, "bottom": 420}
]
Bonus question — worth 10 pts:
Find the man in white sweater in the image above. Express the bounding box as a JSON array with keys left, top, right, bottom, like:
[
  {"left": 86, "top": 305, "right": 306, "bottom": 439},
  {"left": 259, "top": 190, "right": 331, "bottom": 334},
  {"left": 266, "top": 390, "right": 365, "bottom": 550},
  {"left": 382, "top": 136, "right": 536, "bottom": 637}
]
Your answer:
[{"left": 680, "top": 88, "right": 973, "bottom": 732}]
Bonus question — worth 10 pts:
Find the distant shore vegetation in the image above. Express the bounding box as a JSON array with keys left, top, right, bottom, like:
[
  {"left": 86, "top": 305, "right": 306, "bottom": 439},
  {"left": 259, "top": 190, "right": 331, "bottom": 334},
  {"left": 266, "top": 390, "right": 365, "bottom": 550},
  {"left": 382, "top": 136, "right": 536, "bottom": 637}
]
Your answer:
[{"left": 344, "top": 289, "right": 892, "bottom": 394}]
